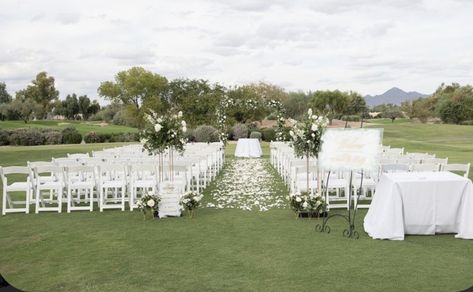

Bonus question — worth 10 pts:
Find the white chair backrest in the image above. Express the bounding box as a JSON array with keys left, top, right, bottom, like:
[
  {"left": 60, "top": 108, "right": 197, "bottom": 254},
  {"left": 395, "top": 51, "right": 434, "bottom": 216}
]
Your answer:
[
  {"left": 34, "top": 165, "right": 65, "bottom": 181},
  {"left": 443, "top": 163, "right": 471, "bottom": 178},
  {"left": 67, "top": 153, "right": 90, "bottom": 159},
  {"left": 381, "top": 164, "right": 410, "bottom": 173},
  {"left": 412, "top": 163, "right": 440, "bottom": 172}
]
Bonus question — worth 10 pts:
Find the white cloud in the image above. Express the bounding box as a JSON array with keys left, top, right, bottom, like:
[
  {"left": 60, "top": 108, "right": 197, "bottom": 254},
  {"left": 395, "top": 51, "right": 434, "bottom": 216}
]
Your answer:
[{"left": 0, "top": 0, "right": 472, "bottom": 102}]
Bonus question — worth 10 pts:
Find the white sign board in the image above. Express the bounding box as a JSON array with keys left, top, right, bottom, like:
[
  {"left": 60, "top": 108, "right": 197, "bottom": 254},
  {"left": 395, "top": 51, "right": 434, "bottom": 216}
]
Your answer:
[{"left": 319, "top": 128, "right": 383, "bottom": 172}]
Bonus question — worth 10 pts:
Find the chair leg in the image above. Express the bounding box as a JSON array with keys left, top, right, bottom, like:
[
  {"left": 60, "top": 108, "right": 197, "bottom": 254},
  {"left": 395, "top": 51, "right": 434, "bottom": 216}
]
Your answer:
[
  {"left": 99, "top": 187, "right": 104, "bottom": 212},
  {"left": 2, "top": 189, "right": 6, "bottom": 216},
  {"left": 67, "top": 187, "right": 71, "bottom": 213},
  {"left": 58, "top": 188, "right": 62, "bottom": 213},
  {"left": 35, "top": 188, "right": 40, "bottom": 214},
  {"left": 89, "top": 187, "right": 94, "bottom": 211}
]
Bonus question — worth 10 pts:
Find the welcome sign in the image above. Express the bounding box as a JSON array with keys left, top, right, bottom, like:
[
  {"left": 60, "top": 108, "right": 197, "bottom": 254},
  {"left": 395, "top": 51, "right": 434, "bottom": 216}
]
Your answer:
[{"left": 319, "top": 128, "right": 383, "bottom": 172}]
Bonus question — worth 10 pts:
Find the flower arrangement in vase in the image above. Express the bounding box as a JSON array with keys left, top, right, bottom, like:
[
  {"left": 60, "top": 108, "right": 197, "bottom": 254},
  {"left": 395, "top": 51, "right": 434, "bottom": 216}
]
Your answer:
[
  {"left": 180, "top": 191, "right": 204, "bottom": 218},
  {"left": 288, "top": 192, "right": 327, "bottom": 218},
  {"left": 137, "top": 191, "right": 161, "bottom": 220},
  {"left": 289, "top": 108, "right": 328, "bottom": 192},
  {"left": 141, "top": 110, "right": 187, "bottom": 182}
]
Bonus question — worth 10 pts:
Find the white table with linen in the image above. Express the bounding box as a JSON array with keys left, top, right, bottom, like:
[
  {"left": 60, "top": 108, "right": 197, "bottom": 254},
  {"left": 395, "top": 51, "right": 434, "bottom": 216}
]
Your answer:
[
  {"left": 234, "top": 138, "right": 262, "bottom": 158},
  {"left": 364, "top": 171, "right": 473, "bottom": 240}
]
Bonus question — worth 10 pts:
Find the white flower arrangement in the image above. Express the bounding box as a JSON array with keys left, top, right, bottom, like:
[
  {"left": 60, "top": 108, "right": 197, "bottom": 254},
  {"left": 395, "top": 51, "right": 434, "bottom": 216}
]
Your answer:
[
  {"left": 288, "top": 191, "right": 326, "bottom": 216},
  {"left": 180, "top": 191, "right": 204, "bottom": 217},
  {"left": 141, "top": 110, "right": 188, "bottom": 154},
  {"left": 137, "top": 191, "right": 161, "bottom": 219},
  {"left": 290, "top": 108, "right": 328, "bottom": 158}
]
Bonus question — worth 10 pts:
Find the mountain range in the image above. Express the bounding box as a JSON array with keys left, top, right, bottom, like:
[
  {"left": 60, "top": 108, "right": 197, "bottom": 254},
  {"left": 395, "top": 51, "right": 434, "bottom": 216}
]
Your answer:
[{"left": 364, "top": 87, "right": 428, "bottom": 107}]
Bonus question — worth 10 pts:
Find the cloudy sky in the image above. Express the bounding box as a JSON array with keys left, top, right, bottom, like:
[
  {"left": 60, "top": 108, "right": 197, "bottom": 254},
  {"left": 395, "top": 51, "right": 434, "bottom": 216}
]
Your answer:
[{"left": 1, "top": 0, "right": 472, "bottom": 103}]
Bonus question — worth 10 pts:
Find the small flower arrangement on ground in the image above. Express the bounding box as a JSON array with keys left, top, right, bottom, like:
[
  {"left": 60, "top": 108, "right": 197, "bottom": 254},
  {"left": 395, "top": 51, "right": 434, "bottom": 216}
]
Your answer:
[
  {"left": 180, "top": 191, "right": 204, "bottom": 218},
  {"left": 137, "top": 191, "right": 161, "bottom": 220},
  {"left": 288, "top": 191, "right": 327, "bottom": 218}
]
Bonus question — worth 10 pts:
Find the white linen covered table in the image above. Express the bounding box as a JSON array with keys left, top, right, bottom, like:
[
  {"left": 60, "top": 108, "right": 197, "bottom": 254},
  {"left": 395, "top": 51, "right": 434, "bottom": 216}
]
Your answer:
[
  {"left": 234, "top": 138, "right": 262, "bottom": 158},
  {"left": 364, "top": 171, "right": 473, "bottom": 240}
]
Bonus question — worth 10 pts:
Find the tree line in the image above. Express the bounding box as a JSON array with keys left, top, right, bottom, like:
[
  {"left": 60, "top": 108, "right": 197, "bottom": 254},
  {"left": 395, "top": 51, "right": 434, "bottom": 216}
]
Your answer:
[{"left": 1, "top": 67, "right": 471, "bottom": 127}]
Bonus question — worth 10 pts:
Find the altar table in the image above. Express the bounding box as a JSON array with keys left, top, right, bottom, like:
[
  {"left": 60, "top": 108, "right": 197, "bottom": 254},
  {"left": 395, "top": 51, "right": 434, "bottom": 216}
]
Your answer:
[{"left": 234, "top": 139, "right": 262, "bottom": 158}]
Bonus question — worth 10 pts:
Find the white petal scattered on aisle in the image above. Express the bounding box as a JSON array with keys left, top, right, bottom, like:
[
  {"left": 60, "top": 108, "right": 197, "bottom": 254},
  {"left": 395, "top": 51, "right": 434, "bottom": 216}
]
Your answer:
[{"left": 206, "top": 159, "right": 287, "bottom": 211}]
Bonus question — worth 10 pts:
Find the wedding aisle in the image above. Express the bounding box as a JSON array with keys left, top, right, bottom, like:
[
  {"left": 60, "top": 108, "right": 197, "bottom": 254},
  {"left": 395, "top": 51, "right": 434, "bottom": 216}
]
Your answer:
[{"left": 205, "top": 158, "right": 288, "bottom": 211}]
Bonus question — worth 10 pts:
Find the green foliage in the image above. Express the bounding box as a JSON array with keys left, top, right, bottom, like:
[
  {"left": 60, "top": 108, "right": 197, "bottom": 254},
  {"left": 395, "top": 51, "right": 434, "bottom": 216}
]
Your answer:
[
  {"left": 261, "top": 128, "right": 276, "bottom": 142},
  {"left": 61, "top": 127, "right": 82, "bottom": 144},
  {"left": 249, "top": 131, "right": 262, "bottom": 140},
  {"left": 7, "top": 129, "right": 56, "bottom": 146},
  {"left": 16, "top": 72, "right": 59, "bottom": 119},
  {"left": 64, "top": 93, "right": 80, "bottom": 120},
  {"left": 84, "top": 131, "right": 138, "bottom": 143},
  {"left": 9, "top": 96, "right": 42, "bottom": 123},
  {"left": 283, "top": 91, "right": 309, "bottom": 119},
  {"left": 141, "top": 111, "right": 187, "bottom": 154},
  {"left": 435, "top": 84, "right": 473, "bottom": 124},
  {"left": 232, "top": 123, "right": 248, "bottom": 139},
  {"left": 98, "top": 67, "right": 168, "bottom": 127},
  {"left": 166, "top": 79, "right": 225, "bottom": 127},
  {"left": 0, "top": 82, "right": 12, "bottom": 104},
  {"left": 0, "top": 129, "right": 9, "bottom": 145},
  {"left": 184, "top": 128, "right": 196, "bottom": 142},
  {"left": 309, "top": 90, "right": 350, "bottom": 124},
  {"left": 84, "top": 131, "right": 103, "bottom": 143},
  {"left": 194, "top": 125, "right": 219, "bottom": 143}
]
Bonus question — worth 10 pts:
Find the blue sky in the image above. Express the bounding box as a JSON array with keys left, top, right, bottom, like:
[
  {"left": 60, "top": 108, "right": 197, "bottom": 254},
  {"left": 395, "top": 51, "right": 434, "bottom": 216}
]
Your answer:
[{"left": 0, "top": 0, "right": 472, "bottom": 102}]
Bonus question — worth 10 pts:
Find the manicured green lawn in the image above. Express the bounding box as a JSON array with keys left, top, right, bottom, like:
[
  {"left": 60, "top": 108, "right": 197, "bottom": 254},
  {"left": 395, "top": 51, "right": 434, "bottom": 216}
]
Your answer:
[
  {"left": 0, "top": 120, "right": 138, "bottom": 135},
  {"left": 0, "top": 121, "right": 472, "bottom": 291}
]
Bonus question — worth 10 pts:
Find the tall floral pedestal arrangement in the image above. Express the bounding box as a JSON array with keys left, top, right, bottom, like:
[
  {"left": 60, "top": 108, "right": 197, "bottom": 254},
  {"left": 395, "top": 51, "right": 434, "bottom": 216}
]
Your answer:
[
  {"left": 289, "top": 108, "right": 328, "bottom": 217},
  {"left": 141, "top": 110, "right": 188, "bottom": 217}
]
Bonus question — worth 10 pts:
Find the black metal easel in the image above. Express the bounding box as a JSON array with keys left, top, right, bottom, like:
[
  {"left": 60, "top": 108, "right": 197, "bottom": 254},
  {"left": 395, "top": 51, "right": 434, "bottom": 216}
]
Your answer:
[{"left": 315, "top": 169, "right": 364, "bottom": 239}]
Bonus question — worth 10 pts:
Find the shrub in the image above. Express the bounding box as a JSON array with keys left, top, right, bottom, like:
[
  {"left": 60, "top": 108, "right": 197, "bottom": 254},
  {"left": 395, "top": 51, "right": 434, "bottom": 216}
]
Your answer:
[
  {"left": 459, "top": 120, "right": 473, "bottom": 125},
  {"left": 43, "top": 130, "right": 62, "bottom": 145},
  {"left": 232, "top": 123, "right": 248, "bottom": 140},
  {"left": 194, "top": 125, "right": 219, "bottom": 143},
  {"left": 344, "top": 115, "right": 360, "bottom": 122},
  {"left": 0, "top": 129, "right": 10, "bottom": 146},
  {"left": 185, "top": 128, "right": 196, "bottom": 142},
  {"left": 9, "top": 129, "right": 46, "bottom": 146},
  {"left": 62, "top": 127, "right": 82, "bottom": 144},
  {"left": 110, "top": 132, "right": 139, "bottom": 142},
  {"left": 262, "top": 128, "right": 276, "bottom": 142},
  {"left": 84, "top": 131, "right": 103, "bottom": 143},
  {"left": 249, "top": 131, "right": 262, "bottom": 140}
]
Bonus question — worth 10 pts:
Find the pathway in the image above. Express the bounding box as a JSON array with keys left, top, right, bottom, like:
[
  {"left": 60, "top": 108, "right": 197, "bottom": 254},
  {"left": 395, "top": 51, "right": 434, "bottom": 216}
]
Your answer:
[{"left": 205, "top": 158, "right": 288, "bottom": 211}]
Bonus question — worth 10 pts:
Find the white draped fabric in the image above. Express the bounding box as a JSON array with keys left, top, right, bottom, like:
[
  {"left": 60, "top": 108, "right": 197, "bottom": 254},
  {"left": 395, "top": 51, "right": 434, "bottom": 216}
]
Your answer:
[
  {"left": 235, "top": 139, "right": 262, "bottom": 158},
  {"left": 364, "top": 171, "right": 473, "bottom": 240}
]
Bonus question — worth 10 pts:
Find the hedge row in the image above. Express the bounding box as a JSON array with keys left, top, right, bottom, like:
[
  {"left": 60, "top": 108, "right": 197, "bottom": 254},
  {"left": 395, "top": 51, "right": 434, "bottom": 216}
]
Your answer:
[{"left": 0, "top": 127, "right": 139, "bottom": 146}]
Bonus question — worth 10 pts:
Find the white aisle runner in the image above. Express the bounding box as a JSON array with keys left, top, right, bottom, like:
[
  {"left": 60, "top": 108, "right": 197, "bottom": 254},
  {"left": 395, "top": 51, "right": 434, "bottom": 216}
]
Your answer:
[{"left": 206, "top": 159, "right": 287, "bottom": 211}]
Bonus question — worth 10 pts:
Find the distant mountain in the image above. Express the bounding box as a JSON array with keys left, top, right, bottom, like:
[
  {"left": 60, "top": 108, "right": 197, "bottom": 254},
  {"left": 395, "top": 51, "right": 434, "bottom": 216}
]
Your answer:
[{"left": 364, "top": 87, "right": 428, "bottom": 107}]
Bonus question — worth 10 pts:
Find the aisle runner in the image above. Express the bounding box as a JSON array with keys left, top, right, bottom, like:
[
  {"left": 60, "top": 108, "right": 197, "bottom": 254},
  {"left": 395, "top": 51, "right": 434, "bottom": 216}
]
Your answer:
[{"left": 206, "top": 159, "right": 287, "bottom": 211}]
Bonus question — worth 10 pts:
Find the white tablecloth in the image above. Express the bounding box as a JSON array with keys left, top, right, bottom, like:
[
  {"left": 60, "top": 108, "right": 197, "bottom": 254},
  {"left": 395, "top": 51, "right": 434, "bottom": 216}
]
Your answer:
[
  {"left": 364, "top": 171, "right": 473, "bottom": 240},
  {"left": 234, "top": 139, "right": 262, "bottom": 158}
]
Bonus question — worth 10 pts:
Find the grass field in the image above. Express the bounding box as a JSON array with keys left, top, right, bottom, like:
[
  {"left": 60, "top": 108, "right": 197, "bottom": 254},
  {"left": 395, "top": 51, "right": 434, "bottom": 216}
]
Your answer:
[
  {"left": 0, "top": 120, "right": 472, "bottom": 291},
  {"left": 0, "top": 120, "right": 138, "bottom": 135}
]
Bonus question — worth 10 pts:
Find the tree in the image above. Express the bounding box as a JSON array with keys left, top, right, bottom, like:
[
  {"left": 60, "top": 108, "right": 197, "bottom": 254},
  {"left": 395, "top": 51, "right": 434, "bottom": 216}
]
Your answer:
[
  {"left": 309, "top": 90, "right": 350, "bottom": 125},
  {"left": 78, "top": 95, "right": 91, "bottom": 119},
  {"left": 87, "top": 101, "right": 100, "bottom": 118},
  {"left": 284, "top": 91, "right": 310, "bottom": 119},
  {"left": 64, "top": 94, "right": 80, "bottom": 120},
  {"left": 226, "top": 85, "right": 267, "bottom": 123},
  {"left": 344, "top": 91, "right": 368, "bottom": 127},
  {"left": 380, "top": 104, "right": 403, "bottom": 122},
  {"left": 434, "top": 83, "right": 473, "bottom": 124},
  {"left": 10, "top": 96, "right": 41, "bottom": 123},
  {"left": 19, "top": 72, "right": 59, "bottom": 118},
  {"left": 0, "top": 82, "right": 12, "bottom": 104},
  {"left": 165, "top": 79, "right": 225, "bottom": 127}
]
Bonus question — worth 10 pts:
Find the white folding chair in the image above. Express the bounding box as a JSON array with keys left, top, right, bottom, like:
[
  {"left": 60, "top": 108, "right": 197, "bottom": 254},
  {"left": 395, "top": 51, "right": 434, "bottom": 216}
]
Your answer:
[
  {"left": 442, "top": 163, "right": 471, "bottom": 178},
  {"left": 98, "top": 164, "right": 127, "bottom": 211},
  {"left": 129, "top": 163, "right": 157, "bottom": 211},
  {"left": 34, "top": 165, "right": 65, "bottom": 213},
  {"left": 1, "top": 166, "right": 32, "bottom": 215},
  {"left": 65, "top": 165, "right": 96, "bottom": 212},
  {"left": 322, "top": 170, "right": 349, "bottom": 210}
]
